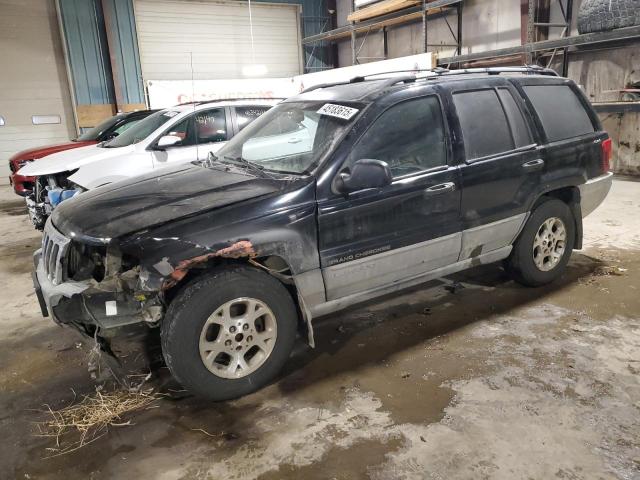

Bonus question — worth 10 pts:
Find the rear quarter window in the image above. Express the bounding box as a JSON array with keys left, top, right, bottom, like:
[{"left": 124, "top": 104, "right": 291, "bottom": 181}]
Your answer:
[{"left": 522, "top": 84, "right": 595, "bottom": 142}]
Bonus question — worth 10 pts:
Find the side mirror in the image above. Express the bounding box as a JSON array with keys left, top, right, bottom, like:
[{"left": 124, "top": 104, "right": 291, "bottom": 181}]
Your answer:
[
  {"left": 335, "top": 159, "right": 392, "bottom": 193},
  {"left": 156, "top": 135, "right": 182, "bottom": 149},
  {"left": 104, "top": 132, "right": 119, "bottom": 141}
]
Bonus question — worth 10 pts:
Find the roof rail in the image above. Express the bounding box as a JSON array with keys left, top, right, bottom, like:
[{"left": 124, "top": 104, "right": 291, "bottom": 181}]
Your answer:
[
  {"left": 301, "top": 72, "right": 432, "bottom": 94},
  {"left": 175, "top": 98, "right": 283, "bottom": 107},
  {"left": 195, "top": 97, "right": 285, "bottom": 105},
  {"left": 435, "top": 65, "right": 559, "bottom": 77},
  {"left": 299, "top": 65, "right": 558, "bottom": 94},
  {"left": 300, "top": 74, "right": 416, "bottom": 94}
]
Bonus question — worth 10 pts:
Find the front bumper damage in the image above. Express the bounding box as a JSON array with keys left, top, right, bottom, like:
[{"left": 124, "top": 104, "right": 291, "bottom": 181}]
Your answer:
[
  {"left": 26, "top": 194, "right": 50, "bottom": 230},
  {"left": 33, "top": 249, "right": 162, "bottom": 336}
]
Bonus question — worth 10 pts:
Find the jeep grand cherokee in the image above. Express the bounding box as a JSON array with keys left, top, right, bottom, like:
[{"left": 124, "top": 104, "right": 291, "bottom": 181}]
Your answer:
[{"left": 31, "top": 67, "right": 613, "bottom": 400}]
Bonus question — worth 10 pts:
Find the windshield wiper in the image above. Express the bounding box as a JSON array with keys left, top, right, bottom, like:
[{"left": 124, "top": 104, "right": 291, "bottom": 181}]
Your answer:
[{"left": 219, "top": 155, "right": 273, "bottom": 178}]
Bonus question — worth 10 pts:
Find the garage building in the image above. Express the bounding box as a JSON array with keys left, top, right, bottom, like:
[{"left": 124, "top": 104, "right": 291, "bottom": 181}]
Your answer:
[{"left": 1, "top": 1, "right": 639, "bottom": 479}]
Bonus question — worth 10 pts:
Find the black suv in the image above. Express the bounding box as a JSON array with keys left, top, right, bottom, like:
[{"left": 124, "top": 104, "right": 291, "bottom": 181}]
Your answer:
[{"left": 32, "top": 67, "right": 613, "bottom": 400}]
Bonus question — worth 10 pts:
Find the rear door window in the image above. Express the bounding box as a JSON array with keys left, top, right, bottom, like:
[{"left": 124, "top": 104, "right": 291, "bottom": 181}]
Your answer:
[
  {"left": 235, "top": 106, "right": 271, "bottom": 131},
  {"left": 497, "top": 88, "right": 533, "bottom": 148},
  {"left": 453, "top": 89, "right": 514, "bottom": 161},
  {"left": 194, "top": 108, "right": 227, "bottom": 144},
  {"left": 522, "top": 84, "right": 595, "bottom": 142}
]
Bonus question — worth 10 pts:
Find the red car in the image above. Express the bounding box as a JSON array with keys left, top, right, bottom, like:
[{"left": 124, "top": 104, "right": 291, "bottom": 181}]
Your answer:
[{"left": 9, "top": 110, "right": 156, "bottom": 196}]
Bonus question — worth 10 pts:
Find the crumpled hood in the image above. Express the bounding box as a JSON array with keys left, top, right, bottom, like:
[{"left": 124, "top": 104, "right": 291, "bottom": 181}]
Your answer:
[
  {"left": 51, "top": 163, "right": 287, "bottom": 241},
  {"left": 17, "top": 144, "right": 135, "bottom": 176}
]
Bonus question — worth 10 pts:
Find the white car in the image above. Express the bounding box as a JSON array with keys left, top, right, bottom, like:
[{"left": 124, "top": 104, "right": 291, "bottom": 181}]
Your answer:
[
  {"left": 242, "top": 111, "right": 319, "bottom": 163},
  {"left": 18, "top": 99, "right": 278, "bottom": 229}
]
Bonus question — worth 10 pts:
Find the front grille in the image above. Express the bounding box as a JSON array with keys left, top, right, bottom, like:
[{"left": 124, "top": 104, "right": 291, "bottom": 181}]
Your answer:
[
  {"left": 42, "top": 220, "right": 71, "bottom": 285},
  {"left": 66, "top": 242, "right": 83, "bottom": 279}
]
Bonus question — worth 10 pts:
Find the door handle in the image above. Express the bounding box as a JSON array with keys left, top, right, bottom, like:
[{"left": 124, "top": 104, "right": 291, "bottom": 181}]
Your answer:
[
  {"left": 424, "top": 182, "right": 455, "bottom": 197},
  {"left": 522, "top": 159, "right": 545, "bottom": 171},
  {"left": 288, "top": 138, "right": 302, "bottom": 144}
]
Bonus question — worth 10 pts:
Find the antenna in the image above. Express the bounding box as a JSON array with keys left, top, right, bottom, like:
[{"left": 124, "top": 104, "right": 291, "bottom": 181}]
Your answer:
[
  {"left": 190, "top": 51, "right": 199, "bottom": 158},
  {"left": 248, "top": 0, "right": 256, "bottom": 66}
]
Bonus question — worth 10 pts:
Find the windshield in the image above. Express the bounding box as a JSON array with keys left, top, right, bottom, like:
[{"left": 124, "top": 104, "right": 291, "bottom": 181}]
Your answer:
[
  {"left": 213, "top": 101, "right": 360, "bottom": 174},
  {"left": 103, "top": 109, "right": 180, "bottom": 148},
  {"left": 76, "top": 114, "right": 124, "bottom": 141}
]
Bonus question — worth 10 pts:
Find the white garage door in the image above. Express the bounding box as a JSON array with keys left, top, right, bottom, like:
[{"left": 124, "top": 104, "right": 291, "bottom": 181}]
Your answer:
[
  {"left": 0, "top": 0, "right": 74, "bottom": 180},
  {"left": 134, "top": 0, "right": 302, "bottom": 81}
]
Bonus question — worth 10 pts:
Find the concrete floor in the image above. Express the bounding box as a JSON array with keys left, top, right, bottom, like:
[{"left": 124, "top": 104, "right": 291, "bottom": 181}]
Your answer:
[{"left": 1, "top": 180, "right": 639, "bottom": 480}]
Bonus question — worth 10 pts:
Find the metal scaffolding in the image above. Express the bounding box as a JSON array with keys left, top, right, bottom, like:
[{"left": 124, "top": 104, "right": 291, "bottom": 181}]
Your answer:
[
  {"left": 301, "top": 0, "right": 640, "bottom": 78},
  {"left": 302, "top": 0, "right": 463, "bottom": 65}
]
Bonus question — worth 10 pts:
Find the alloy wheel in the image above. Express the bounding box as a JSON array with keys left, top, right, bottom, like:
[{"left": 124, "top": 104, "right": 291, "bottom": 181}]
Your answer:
[
  {"left": 199, "top": 297, "right": 278, "bottom": 379},
  {"left": 532, "top": 217, "right": 567, "bottom": 272}
]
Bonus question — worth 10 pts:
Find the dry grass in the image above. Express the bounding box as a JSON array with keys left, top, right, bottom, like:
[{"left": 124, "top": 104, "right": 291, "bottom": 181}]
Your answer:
[{"left": 35, "top": 388, "right": 160, "bottom": 457}]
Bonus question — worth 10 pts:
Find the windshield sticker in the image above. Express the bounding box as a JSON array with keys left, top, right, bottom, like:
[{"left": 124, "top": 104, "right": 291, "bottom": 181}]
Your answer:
[
  {"left": 317, "top": 103, "right": 359, "bottom": 120},
  {"left": 163, "top": 111, "right": 179, "bottom": 117}
]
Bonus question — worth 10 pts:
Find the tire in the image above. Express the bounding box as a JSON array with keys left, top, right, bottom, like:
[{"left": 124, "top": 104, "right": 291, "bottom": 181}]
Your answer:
[
  {"left": 161, "top": 265, "right": 298, "bottom": 401},
  {"left": 505, "top": 198, "right": 575, "bottom": 287},
  {"left": 577, "top": 0, "right": 640, "bottom": 34}
]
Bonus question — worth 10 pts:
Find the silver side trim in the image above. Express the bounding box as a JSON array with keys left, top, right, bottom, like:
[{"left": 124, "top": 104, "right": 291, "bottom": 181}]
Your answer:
[
  {"left": 322, "top": 232, "right": 461, "bottom": 300},
  {"left": 308, "top": 246, "right": 512, "bottom": 318},
  {"left": 459, "top": 213, "right": 527, "bottom": 261},
  {"left": 579, "top": 172, "right": 613, "bottom": 217}
]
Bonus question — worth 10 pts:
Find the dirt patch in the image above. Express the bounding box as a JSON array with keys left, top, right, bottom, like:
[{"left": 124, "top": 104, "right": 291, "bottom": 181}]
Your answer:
[
  {"left": 0, "top": 198, "right": 28, "bottom": 216},
  {"left": 1, "top": 182, "right": 640, "bottom": 479}
]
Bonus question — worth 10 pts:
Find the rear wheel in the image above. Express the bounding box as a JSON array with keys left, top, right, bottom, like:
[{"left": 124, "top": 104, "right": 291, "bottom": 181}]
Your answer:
[
  {"left": 161, "top": 265, "right": 298, "bottom": 401},
  {"left": 505, "top": 198, "right": 575, "bottom": 287}
]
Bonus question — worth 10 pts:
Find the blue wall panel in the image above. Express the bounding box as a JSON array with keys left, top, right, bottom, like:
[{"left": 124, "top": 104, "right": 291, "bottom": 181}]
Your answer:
[
  {"left": 58, "top": 0, "right": 115, "bottom": 105},
  {"left": 58, "top": 0, "right": 332, "bottom": 114},
  {"left": 102, "top": 0, "right": 145, "bottom": 104}
]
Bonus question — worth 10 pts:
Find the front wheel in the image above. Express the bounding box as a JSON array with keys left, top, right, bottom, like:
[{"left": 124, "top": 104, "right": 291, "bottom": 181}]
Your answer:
[
  {"left": 161, "top": 265, "right": 298, "bottom": 401},
  {"left": 505, "top": 198, "right": 575, "bottom": 287}
]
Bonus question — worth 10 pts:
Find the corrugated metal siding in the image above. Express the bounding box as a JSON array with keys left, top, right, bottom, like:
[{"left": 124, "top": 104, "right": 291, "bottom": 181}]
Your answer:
[
  {"left": 299, "top": 0, "right": 333, "bottom": 72},
  {"left": 134, "top": 0, "right": 303, "bottom": 80},
  {"left": 255, "top": 0, "right": 332, "bottom": 72},
  {"left": 58, "top": 0, "right": 115, "bottom": 105},
  {"left": 102, "top": 0, "right": 145, "bottom": 104}
]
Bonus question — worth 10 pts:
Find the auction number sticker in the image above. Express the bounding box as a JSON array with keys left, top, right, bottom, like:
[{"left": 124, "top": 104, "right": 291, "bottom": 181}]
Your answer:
[{"left": 317, "top": 103, "right": 359, "bottom": 120}]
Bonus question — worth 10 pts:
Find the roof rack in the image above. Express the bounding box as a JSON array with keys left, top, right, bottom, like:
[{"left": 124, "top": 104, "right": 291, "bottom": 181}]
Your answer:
[
  {"left": 196, "top": 97, "right": 285, "bottom": 105},
  {"left": 434, "top": 65, "right": 559, "bottom": 77},
  {"left": 300, "top": 74, "right": 417, "bottom": 94},
  {"left": 299, "top": 65, "right": 558, "bottom": 94},
  {"left": 175, "top": 98, "right": 284, "bottom": 107}
]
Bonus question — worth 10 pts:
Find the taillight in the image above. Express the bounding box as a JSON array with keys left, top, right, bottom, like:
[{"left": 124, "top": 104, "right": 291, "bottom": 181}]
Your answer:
[{"left": 601, "top": 138, "right": 612, "bottom": 173}]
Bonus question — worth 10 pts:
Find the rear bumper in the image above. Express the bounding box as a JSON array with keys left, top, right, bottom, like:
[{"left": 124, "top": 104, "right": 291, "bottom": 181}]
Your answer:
[{"left": 579, "top": 172, "right": 613, "bottom": 217}]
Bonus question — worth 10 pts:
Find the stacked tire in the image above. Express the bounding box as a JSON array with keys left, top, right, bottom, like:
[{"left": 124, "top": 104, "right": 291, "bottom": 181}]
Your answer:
[{"left": 577, "top": 0, "right": 640, "bottom": 34}]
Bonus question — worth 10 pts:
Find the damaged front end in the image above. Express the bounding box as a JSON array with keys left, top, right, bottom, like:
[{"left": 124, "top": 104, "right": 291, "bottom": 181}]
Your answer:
[
  {"left": 34, "top": 221, "right": 268, "bottom": 341},
  {"left": 27, "top": 173, "right": 82, "bottom": 230},
  {"left": 34, "top": 219, "right": 163, "bottom": 338}
]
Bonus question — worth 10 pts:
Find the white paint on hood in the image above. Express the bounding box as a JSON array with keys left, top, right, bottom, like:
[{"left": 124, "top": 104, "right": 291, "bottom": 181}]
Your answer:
[{"left": 17, "top": 144, "right": 135, "bottom": 176}]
